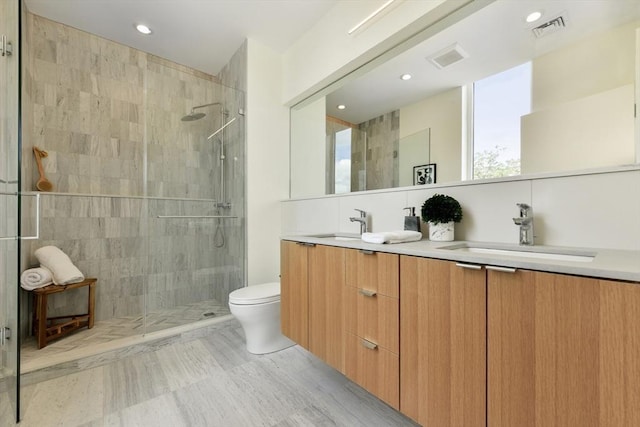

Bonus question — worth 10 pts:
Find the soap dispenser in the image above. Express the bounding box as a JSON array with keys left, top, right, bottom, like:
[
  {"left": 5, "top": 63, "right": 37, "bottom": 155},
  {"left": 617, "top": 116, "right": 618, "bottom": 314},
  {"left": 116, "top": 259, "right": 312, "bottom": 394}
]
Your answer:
[{"left": 403, "top": 207, "right": 421, "bottom": 232}]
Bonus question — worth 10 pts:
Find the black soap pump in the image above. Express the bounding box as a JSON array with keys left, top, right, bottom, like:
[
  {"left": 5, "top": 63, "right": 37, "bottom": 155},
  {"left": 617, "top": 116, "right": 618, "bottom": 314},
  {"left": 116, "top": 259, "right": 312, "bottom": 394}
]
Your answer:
[{"left": 403, "top": 207, "right": 421, "bottom": 232}]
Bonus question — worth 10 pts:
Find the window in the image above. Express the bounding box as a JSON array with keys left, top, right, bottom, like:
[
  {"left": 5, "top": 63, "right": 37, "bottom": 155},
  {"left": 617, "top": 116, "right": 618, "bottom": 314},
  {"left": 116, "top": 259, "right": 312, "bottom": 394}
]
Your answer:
[
  {"left": 473, "top": 62, "right": 531, "bottom": 179},
  {"left": 334, "top": 128, "right": 351, "bottom": 193}
]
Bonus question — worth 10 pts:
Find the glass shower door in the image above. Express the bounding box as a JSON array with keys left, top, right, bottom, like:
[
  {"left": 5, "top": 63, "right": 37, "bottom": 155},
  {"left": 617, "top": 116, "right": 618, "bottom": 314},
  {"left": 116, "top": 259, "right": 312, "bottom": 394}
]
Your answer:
[{"left": 0, "top": 0, "right": 20, "bottom": 423}]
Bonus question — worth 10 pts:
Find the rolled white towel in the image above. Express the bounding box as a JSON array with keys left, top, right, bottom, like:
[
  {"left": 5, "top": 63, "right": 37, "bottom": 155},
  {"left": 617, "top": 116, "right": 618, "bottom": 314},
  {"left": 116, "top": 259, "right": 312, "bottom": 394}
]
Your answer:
[
  {"left": 20, "top": 267, "right": 54, "bottom": 291},
  {"left": 34, "top": 246, "right": 85, "bottom": 285},
  {"left": 361, "top": 230, "right": 423, "bottom": 244}
]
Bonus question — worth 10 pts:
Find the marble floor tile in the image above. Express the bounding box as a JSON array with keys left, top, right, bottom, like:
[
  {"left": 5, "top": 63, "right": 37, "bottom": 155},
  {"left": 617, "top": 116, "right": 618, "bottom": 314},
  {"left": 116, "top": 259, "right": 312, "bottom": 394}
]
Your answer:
[
  {"left": 0, "top": 391, "right": 16, "bottom": 424},
  {"left": 103, "top": 393, "right": 188, "bottom": 427},
  {"left": 199, "top": 322, "right": 255, "bottom": 371},
  {"left": 19, "top": 367, "right": 104, "bottom": 427},
  {"left": 172, "top": 374, "right": 261, "bottom": 426},
  {"left": 102, "top": 352, "right": 170, "bottom": 413},
  {"left": 274, "top": 404, "right": 343, "bottom": 427},
  {"left": 21, "top": 298, "right": 230, "bottom": 370},
  {"left": 156, "top": 339, "right": 224, "bottom": 391},
  {"left": 224, "top": 361, "right": 312, "bottom": 426},
  {"left": 12, "top": 319, "right": 418, "bottom": 427}
]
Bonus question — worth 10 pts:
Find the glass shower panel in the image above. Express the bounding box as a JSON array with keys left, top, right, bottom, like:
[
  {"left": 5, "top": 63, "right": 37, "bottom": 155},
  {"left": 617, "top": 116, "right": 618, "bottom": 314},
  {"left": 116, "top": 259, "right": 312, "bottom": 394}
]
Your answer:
[
  {"left": 144, "top": 68, "right": 245, "bottom": 334},
  {"left": 0, "top": 0, "right": 20, "bottom": 423}
]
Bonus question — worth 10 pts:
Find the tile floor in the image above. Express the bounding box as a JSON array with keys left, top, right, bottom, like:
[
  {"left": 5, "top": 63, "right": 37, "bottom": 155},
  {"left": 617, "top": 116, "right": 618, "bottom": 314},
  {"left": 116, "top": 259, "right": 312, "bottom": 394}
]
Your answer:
[
  {"left": 21, "top": 298, "right": 231, "bottom": 370},
  {"left": 10, "top": 319, "right": 417, "bottom": 427}
]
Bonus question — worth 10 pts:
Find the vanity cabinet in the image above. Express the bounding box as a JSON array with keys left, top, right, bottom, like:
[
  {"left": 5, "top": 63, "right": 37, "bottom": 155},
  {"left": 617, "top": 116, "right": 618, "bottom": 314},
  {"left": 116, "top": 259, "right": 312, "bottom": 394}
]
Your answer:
[
  {"left": 280, "top": 240, "right": 309, "bottom": 348},
  {"left": 400, "top": 256, "right": 487, "bottom": 426},
  {"left": 282, "top": 240, "right": 640, "bottom": 427},
  {"left": 308, "top": 244, "right": 346, "bottom": 371},
  {"left": 488, "top": 269, "right": 640, "bottom": 427},
  {"left": 344, "top": 249, "right": 400, "bottom": 409},
  {"left": 280, "top": 241, "right": 346, "bottom": 372}
]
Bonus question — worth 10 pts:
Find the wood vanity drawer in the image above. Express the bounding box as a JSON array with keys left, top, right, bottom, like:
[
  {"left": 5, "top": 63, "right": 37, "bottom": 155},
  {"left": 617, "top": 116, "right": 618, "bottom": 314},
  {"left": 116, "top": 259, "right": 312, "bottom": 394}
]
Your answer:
[
  {"left": 345, "top": 332, "right": 400, "bottom": 410},
  {"left": 344, "top": 285, "right": 399, "bottom": 354},
  {"left": 357, "top": 290, "right": 399, "bottom": 354},
  {"left": 346, "top": 250, "right": 399, "bottom": 298}
]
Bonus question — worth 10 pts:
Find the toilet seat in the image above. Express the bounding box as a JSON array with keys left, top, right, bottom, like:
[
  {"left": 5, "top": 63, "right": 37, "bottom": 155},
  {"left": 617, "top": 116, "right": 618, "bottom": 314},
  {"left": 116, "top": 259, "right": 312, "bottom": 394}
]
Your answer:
[{"left": 229, "top": 282, "right": 280, "bottom": 305}]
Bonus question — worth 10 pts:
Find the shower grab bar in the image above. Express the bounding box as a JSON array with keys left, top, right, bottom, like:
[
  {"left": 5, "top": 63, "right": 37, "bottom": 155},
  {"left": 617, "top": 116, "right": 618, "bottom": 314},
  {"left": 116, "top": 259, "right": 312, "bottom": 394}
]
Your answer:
[
  {"left": 19, "top": 191, "right": 223, "bottom": 203},
  {"left": 156, "top": 215, "right": 238, "bottom": 219},
  {"left": 0, "top": 192, "right": 40, "bottom": 241},
  {"left": 207, "top": 117, "right": 236, "bottom": 140}
]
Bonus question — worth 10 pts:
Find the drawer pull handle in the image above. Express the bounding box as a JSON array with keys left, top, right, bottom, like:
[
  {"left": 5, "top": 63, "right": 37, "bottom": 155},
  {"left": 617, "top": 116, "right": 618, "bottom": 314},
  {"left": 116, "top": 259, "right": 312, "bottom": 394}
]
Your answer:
[
  {"left": 455, "top": 263, "right": 482, "bottom": 270},
  {"left": 358, "top": 289, "right": 377, "bottom": 297},
  {"left": 361, "top": 339, "right": 378, "bottom": 350},
  {"left": 303, "top": 242, "right": 316, "bottom": 247},
  {"left": 486, "top": 265, "right": 517, "bottom": 273},
  {"left": 359, "top": 249, "right": 375, "bottom": 255}
]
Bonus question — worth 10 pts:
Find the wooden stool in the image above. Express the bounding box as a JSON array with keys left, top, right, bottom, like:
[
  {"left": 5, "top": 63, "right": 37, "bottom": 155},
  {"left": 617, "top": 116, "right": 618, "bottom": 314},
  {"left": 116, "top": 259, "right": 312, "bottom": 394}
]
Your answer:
[{"left": 32, "top": 278, "right": 97, "bottom": 349}]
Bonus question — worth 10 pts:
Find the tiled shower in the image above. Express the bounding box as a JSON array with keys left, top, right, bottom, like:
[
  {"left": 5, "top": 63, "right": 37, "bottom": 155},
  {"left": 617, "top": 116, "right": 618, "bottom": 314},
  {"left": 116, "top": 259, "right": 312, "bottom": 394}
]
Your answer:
[{"left": 18, "top": 13, "right": 246, "bottom": 364}]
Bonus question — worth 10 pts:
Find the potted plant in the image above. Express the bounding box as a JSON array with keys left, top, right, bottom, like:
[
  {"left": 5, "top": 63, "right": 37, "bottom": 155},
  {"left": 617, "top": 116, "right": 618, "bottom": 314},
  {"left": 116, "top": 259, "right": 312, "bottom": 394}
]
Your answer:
[{"left": 421, "top": 194, "right": 463, "bottom": 241}]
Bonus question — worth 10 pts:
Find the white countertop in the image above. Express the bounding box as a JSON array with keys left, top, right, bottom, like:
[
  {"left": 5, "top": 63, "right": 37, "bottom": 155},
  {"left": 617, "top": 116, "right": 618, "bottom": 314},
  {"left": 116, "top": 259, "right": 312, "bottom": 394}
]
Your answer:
[{"left": 282, "top": 234, "right": 640, "bottom": 283}]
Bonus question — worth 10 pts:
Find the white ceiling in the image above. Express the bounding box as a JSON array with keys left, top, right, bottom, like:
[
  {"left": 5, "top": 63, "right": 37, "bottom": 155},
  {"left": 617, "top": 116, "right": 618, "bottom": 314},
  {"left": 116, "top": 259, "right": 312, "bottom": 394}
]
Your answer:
[
  {"left": 326, "top": 0, "right": 640, "bottom": 124},
  {"left": 23, "top": 0, "right": 338, "bottom": 75},
  {"left": 22, "top": 0, "right": 640, "bottom": 124}
]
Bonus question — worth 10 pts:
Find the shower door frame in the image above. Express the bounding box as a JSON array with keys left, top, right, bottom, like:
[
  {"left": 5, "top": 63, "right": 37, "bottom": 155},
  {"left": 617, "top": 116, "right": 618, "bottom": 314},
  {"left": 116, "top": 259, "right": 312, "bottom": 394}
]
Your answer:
[{"left": 0, "top": 0, "right": 22, "bottom": 423}]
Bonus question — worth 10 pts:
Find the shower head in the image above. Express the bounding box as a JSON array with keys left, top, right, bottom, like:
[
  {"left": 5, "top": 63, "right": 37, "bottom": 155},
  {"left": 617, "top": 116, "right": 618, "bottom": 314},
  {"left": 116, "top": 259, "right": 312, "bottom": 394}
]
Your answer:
[
  {"left": 181, "top": 111, "right": 206, "bottom": 121},
  {"left": 181, "top": 102, "right": 224, "bottom": 122}
]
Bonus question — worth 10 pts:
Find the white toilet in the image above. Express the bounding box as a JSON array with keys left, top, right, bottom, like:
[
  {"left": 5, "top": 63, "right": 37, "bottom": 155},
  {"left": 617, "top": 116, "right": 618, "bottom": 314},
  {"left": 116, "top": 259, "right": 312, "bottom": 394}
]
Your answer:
[{"left": 228, "top": 282, "right": 294, "bottom": 354}]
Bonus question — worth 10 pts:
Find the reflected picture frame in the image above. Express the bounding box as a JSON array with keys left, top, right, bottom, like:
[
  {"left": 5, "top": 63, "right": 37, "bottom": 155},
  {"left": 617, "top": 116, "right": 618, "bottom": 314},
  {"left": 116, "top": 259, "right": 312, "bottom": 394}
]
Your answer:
[{"left": 413, "top": 163, "right": 436, "bottom": 185}]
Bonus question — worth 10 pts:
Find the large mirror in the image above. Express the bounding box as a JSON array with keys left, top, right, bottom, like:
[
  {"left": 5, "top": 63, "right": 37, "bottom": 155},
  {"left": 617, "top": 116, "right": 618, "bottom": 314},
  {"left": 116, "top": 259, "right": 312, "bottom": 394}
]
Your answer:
[{"left": 290, "top": 0, "right": 640, "bottom": 198}]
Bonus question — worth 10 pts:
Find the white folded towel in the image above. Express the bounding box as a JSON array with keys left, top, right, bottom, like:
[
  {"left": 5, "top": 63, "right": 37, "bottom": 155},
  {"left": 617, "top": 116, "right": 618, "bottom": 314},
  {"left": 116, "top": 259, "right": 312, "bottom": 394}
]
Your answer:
[
  {"left": 20, "top": 267, "right": 54, "bottom": 290},
  {"left": 361, "top": 230, "right": 423, "bottom": 244},
  {"left": 34, "top": 246, "right": 85, "bottom": 285}
]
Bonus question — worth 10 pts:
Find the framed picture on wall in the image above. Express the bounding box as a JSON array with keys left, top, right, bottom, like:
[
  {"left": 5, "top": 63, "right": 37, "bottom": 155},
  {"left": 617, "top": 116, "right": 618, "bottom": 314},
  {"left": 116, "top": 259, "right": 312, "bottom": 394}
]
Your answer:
[{"left": 413, "top": 163, "right": 436, "bottom": 185}]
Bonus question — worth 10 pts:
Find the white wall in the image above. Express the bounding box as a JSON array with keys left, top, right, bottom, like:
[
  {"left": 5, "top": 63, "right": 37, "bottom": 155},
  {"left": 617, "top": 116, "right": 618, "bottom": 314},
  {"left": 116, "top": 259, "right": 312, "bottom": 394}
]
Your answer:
[
  {"left": 246, "top": 39, "right": 290, "bottom": 285},
  {"left": 532, "top": 20, "right": 637, "bottom": 111},
  {"left": 248, "top": 0, "right": 640, "bottom": 285},
  {"left": 521, "top": 84, "right": 635, "bottom": 174},
  {"left": 400, "top": 87, "right": 463, "bottom": 184},
  {"left": 520, "top": 19, "right": 638, "bottom": 175},
  {"left": 290, "top": 97, "right": 326, "bottom": 198},
  {"left": 282, "top": 168, "right": 640, "bottom": 251},
  {"left": 247, "top": 0, "right": 468, "bottom": 284},
  {"left": 283, "top": 0, "right": 453, "bottom": 104},
  {"left": 398, "top": 129, "right": 430, "bottom": 187}
]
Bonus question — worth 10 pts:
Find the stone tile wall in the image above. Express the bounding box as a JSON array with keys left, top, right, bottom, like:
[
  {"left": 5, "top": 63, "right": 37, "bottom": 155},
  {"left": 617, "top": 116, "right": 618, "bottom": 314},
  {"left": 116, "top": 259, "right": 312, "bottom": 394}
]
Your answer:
[
  {"left": 21, "top": 195, "right": 242, "bottom": 323},
  {"left": 19, "top": 14, "right": 246, "bottom": 335},
  {"left": 351, "top": 110, "right": 400, "bottom": 191}
]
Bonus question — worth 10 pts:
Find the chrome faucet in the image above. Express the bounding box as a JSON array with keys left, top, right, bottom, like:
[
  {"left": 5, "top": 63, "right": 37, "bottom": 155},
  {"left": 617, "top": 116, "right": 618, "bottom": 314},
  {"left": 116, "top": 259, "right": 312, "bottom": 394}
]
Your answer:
[
  {"left": 512, "top": 203, "right": 534, "bottom": 245},
  {"left": 349, "top": 209, "right": 369, "bottom": 234}
]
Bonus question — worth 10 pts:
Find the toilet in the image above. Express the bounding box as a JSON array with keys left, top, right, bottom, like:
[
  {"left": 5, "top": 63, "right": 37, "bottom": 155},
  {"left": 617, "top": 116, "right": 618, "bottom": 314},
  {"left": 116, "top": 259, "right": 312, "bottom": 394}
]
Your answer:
[{"left": 228, "top": 282, "right": 294, "bottom": 354}]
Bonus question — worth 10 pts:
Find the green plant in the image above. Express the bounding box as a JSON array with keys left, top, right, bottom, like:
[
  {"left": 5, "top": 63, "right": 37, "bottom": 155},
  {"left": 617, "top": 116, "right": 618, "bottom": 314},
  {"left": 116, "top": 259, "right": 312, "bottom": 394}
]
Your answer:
[{"left": 421, "top": 194, "right": 463, "bottom": 224}]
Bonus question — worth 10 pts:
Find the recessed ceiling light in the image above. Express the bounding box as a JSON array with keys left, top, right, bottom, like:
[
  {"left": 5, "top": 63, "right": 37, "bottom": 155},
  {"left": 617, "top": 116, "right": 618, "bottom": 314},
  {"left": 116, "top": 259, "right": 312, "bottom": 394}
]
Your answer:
[
  {"left": 337, "top": 104, "right": 346, "bottom": 110},
  {"left": 525, "top": 11, "right": 542, "bottom": 23},
  {"left": 135, "top": 23, "right": 153, "bottom": 35},
  {"left": 400, "top": 74, "right": 412, "bottom": 81}
]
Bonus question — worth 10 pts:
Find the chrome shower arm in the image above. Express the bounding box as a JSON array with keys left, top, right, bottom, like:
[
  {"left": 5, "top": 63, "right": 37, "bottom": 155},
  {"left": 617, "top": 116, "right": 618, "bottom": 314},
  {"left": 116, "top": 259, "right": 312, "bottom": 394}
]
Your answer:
[{"left": 190, "top": 102, "right": 221, "bottom": 113}]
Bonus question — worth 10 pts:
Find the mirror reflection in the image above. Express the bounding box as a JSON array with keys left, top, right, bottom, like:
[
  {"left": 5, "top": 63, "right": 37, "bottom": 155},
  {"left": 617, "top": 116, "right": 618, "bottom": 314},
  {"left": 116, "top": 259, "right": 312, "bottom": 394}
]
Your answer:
[{"left": 290, "top": 0, "right": 640, "bottom": 198}]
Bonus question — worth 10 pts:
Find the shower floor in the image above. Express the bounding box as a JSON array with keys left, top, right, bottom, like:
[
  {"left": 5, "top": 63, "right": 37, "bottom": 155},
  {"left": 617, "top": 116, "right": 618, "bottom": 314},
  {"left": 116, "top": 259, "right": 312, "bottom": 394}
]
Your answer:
[{"left": 20, "top": 298, "right": 231, "bottom": 370}]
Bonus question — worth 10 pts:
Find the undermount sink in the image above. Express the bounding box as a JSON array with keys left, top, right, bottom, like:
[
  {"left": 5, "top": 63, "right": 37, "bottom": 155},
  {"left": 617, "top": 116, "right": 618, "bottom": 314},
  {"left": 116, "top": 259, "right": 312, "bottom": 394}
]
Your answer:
[
  {"left": 439, "top": 243, "right": 595, "bottom": 263},
  {"left": 307, "top": 233, "right": 362, "bottom": 241}
]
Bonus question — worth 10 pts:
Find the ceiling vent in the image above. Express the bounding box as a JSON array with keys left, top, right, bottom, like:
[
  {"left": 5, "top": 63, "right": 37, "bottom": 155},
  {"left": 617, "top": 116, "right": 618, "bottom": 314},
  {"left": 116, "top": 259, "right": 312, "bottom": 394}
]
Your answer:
[
  {"left": 532, "top": 13, "right": 567, "bottom": 38},
  {"left": 427, "top": 43, "right": 468, "bottom": 69}
]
